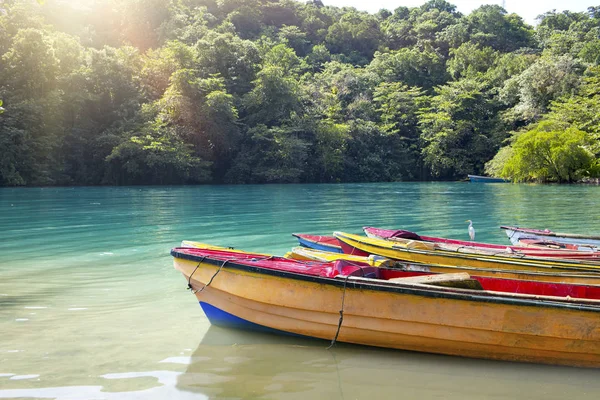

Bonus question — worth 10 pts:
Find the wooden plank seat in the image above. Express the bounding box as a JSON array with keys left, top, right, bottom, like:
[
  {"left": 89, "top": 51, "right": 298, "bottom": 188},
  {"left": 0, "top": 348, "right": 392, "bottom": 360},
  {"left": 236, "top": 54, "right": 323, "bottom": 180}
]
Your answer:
[{"left": 388, "top": 272, "right": 484, "bottom": 290}]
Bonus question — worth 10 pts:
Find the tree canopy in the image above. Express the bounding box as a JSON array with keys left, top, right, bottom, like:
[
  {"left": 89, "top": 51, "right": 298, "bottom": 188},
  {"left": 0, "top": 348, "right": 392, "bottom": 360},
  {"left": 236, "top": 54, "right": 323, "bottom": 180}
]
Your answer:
[{"left": 0, "top": 0, "right": 599, "bottom": 186}]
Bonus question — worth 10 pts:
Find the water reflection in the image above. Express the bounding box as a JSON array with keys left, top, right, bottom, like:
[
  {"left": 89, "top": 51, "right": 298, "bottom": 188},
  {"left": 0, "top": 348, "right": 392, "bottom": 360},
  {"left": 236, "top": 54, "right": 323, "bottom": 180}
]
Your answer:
[
  {"left": 176, "top": 326, "right": 600, "bottom": 400},
  {"left": 0, "top": 371, "right": 208, "bottom": 400}
]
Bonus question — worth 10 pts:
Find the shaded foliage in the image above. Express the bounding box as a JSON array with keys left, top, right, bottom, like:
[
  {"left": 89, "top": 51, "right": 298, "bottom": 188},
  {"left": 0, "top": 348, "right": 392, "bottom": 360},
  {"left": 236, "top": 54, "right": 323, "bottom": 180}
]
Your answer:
[{"left": 0, "top": 0, "right": 599, "bottom": 186}]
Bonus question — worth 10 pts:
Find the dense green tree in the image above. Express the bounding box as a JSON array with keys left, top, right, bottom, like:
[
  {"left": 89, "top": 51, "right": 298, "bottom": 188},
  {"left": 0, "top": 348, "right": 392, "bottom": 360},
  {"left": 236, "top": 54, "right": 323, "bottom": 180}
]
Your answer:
[
  {"left": 308, "top": 61, "right": 380, "bottom": 121},
  {"left": 341, "top": 119, "right": 411, "bottom": 182},
  {"left": 373, "top": 82, "right": 428, "bottom": 179},
  {"left": 380, "top": 7, "right": 414, "bottom": 50},
  {"left": 157, "top": 2, "right": 216, "bottom": 45},
  {"left": 466, "top": 5, "right": 533, "bottom": 52},
  {"left": 500, "top": 123, "right": 594, "bottom": 183},
  {"left": 500, "top": 54, "right": 583, "bottom": 123},
  {"left": 278, "top": 25, "right": 310, "bottom": 56},
  {"left": 59, "top": 45, "right": 144, "bottom": 184},
  {"left": 140, "top": 41, "right": 198, "bottom": 100},
  {"left": 154, "top": 70, "right": 240, "bottom": 181},
  {"left": 419, "top": 78, "right": 505, "bottom": 178},
  {"left": 114, "top": 0, "right": 171, "bottom": 50},
  {"left": 195, "top": 31, "right": 261, "bottom": 95},
  {"left": 325, "top": 10, "right": 382, "bottom": 62},
  {"left": 446, "top": 42, "right": 498, "bottom": 80},
  {"left": 0, "top": 27, "right": 63, "bottom": 185},
  {"left": 225, "top": 123, "right": 309, "bottom": 183},
  {"left": 227, "top": 6, "right": 263, "bottom": 39},
  {"left": 367, "top": 47, "right": 448, "bottom": 89},
  {"left": 307, "top": 120, "right": 350, "bottom": 182},
  {"left": 381, "top": 1, "right": 462, "bottom": 52},
  {"left": 530, "top": 66, "right": 600, "bottom": 154},
  {"left": 105, "top": 122, "right": 211, "bottom": 185},
  {"left": 243, "top": 64, "right": 303, "bottom": 126}
]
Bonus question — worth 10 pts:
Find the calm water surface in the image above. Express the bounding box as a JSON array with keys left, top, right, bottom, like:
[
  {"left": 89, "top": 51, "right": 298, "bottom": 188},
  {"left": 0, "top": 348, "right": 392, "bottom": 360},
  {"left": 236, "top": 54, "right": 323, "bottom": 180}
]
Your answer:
[{"left": 1, "top": 183, "right": 599, "bottom": 399}]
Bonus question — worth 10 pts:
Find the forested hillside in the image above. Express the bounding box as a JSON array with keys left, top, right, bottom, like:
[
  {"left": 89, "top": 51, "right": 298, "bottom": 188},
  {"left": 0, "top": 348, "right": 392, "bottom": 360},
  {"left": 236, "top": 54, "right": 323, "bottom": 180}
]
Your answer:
[{"left": 1, "top": 0, "right": 599, "bottom": 186}]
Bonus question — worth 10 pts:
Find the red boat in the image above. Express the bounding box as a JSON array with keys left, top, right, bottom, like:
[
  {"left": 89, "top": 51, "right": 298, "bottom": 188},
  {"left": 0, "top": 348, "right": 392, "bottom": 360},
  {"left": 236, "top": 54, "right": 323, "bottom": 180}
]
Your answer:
[{"left": 292, "top": 233, "right": 343, "bottom": 253}]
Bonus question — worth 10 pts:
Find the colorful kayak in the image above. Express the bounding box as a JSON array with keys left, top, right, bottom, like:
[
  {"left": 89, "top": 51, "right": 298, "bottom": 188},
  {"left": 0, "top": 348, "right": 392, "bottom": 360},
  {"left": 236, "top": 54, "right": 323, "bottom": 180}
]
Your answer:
[
  {"left": 334, "top": 231, "right": 600, "bottom": 275},
  {"left": 501, "top": 226, "right": 600, "bottom": 250},
  {"left": 172, "top": 246, "right": 600, "bottom": 368},
  {"left": 364, "top": 227, "right": 600, "bottom": 260},
  {"left": 292, "top": 233, "right": 342, "bottom": 253}
]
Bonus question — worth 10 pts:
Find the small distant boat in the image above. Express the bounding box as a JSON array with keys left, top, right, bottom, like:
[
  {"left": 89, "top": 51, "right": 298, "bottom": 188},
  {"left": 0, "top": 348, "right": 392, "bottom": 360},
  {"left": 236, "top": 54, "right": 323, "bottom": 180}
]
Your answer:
[
  {"left": 501, "top": 226, "right": 600, "bottom": 250},
  {"left": 468, "top": 174, "right": 508, "bottom": 183},
  {"left": 292, "top": 233, "right": 342, "bottom": 253},
  {"left": 172, "top": 246, "right": 600, "bottom": 368}
]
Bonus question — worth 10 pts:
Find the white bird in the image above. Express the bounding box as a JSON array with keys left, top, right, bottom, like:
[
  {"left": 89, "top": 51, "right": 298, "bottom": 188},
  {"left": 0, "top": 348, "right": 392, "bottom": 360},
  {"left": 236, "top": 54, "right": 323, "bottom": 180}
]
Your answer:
[{"left": 466, "top": 220, "right": 475, "bottom": 241}]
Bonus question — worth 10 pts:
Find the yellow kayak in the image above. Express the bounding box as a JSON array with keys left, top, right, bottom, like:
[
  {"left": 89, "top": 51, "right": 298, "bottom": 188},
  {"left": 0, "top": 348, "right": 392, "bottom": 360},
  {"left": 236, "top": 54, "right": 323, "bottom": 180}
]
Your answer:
[{"left": 334, "top": 231, "right": 600, "bottom": 274}]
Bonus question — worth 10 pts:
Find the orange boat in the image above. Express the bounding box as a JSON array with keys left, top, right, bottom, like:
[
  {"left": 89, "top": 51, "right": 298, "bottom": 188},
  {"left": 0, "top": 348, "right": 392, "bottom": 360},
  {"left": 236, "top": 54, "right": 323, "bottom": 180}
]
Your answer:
[{"left": 172, "top": 247, "right": 600, "bottom": 368}]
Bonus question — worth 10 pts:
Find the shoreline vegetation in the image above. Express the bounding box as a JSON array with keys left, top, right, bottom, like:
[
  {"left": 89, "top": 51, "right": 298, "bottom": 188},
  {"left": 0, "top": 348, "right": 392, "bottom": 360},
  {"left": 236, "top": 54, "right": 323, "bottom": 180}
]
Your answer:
[{"left": 1, "top": 0, "right": 599, "bottom": 187}]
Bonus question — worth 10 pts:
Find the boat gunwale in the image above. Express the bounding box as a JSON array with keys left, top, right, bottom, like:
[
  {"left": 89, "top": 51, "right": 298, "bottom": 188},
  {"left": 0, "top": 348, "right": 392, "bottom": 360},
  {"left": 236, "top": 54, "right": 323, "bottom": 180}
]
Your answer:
[{"left": 171, "top": 248, "right": 600, "bottom": 313}]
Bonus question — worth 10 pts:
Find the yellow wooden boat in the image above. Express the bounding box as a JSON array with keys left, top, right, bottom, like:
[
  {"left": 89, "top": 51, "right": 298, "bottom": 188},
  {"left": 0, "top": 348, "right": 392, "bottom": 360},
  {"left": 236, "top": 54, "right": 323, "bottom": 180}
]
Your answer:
[
  {"left": 334, "top": 231, "right": 600, "bottom": 275},
  {"left": 172, "top": 246, "right": 600, "bottom": 368},
  {"left": 286, "top": 246, "right": 600, "bottom": 286}
]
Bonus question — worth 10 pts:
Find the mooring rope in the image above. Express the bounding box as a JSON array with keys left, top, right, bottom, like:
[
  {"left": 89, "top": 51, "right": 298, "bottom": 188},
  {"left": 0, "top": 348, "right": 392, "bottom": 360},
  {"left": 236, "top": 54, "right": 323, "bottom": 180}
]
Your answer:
[
  {"left": 187, "top": 257, "right": 234, "bottom": 294},
  {"left": 187, "top": 257, "right": 206, "bottom": 292},
  {"left": 328, "top": 274, "right": 351, "bottom": 349}
]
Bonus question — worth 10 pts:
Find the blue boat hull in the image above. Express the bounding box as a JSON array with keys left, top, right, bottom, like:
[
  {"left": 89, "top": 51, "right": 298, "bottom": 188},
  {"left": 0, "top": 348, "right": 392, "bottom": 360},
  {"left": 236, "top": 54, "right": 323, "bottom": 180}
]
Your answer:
[
  {"left": 200, "top": 302, "right": 306, "bottom": 338},
  {"left": 296, "top": 237, "right": 343, "bottom": 253},
  {"left": 468, "top": 175, "right": 508, "bottom": 183}
]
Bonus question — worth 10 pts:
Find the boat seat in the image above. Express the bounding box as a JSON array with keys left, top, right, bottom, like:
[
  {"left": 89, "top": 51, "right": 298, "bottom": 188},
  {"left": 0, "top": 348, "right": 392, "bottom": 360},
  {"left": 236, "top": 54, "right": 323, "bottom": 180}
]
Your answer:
[{"left": 389, "top": 272, "right": 484, "bottom": 290}]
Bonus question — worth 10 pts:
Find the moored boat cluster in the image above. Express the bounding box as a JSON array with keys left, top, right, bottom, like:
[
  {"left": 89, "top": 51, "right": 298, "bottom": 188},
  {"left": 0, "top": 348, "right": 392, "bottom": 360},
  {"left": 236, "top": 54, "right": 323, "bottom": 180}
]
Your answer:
[{"left": 171, "top": 225, "right": 600, "bottom": 368}]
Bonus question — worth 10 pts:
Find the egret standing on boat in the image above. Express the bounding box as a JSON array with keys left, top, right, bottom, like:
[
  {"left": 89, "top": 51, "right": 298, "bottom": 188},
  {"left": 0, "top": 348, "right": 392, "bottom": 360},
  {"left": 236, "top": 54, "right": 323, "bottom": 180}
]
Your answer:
[{"left": 466, "top": 220, "right": 475, "bottom": 241}]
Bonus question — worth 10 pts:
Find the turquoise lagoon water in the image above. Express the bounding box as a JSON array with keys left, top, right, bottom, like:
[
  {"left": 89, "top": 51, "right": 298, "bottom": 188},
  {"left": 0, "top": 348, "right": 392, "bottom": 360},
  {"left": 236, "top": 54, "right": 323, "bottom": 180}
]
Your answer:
[{"left": 1, "top": 183, "right": 599, "bottom": 399}]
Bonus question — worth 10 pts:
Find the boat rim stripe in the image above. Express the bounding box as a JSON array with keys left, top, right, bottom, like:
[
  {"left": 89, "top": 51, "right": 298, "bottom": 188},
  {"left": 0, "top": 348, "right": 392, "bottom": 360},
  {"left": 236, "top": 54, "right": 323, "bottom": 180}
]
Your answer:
[{"left": 171, "top": 249, "right": 600, "bottom": 313}]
